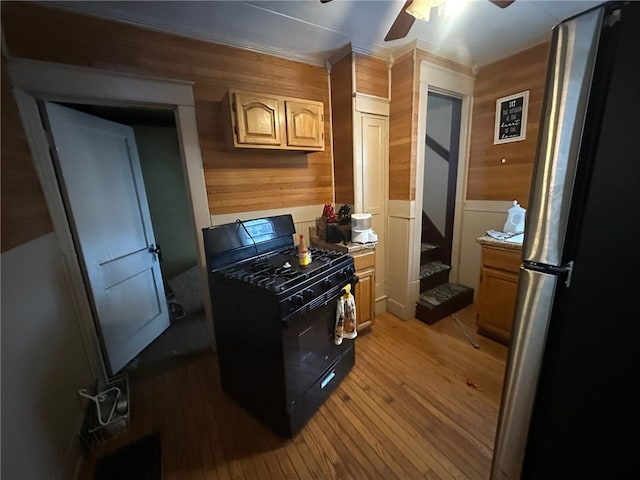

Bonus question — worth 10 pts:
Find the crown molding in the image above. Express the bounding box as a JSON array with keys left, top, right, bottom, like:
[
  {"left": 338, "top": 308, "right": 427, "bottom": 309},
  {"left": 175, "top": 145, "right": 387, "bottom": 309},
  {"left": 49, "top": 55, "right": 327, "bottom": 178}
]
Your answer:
[
  {"left": 390, "top": 40, "right": 419, "bottom": 65},
  {"left": 390, "top": 38, "right": 476, "bottom": 72},
  {"left": 414, "top": 39, "right": 474, "bottom": 68},
  {"left": 327, "top": 43, "right": 354, "bottom": 67},
  {"left": 350, "top": 42, "right": 392, "bottom": 64},
  {"left": 327, "top": 41, "right": 393, "bottom": 69}
]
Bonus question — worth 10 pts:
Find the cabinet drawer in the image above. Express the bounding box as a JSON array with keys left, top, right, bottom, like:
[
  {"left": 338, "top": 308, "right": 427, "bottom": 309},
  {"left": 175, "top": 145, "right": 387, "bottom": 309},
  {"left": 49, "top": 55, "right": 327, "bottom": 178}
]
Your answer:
[
  {"left": 352, "top": 250, "right": 375, "bottom": 271},
  {"left": 482, "top": 246, "right": 522, "bottom": 273}
]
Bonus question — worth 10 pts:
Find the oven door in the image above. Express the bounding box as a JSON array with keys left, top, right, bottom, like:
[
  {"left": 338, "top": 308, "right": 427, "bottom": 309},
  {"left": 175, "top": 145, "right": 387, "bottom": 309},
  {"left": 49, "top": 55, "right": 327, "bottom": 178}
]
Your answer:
[{"left": 282, "top": 280, "right": 356, "bottom": 407}]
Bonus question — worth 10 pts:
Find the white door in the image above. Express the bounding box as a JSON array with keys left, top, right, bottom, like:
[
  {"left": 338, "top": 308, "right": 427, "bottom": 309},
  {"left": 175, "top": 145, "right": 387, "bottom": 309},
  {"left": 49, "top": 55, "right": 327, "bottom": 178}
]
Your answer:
[
  {"left": 357, "top": 112, "right": 388, "bottom": 304},
  {"left": 42, "top": 102, "right": 170, "bottom": 373}
]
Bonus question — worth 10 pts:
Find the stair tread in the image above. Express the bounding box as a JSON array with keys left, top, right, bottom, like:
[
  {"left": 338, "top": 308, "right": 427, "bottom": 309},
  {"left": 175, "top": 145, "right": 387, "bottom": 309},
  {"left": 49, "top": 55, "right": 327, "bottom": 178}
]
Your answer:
[
  {"left": 419, "top": 261, "right": 451, "bottom": 279},
  {"left": 418, "top": 282, "right": 474, "bottom": 307},
  {"left": 421, "top": 243, "right": 440, "bottom": 252}
]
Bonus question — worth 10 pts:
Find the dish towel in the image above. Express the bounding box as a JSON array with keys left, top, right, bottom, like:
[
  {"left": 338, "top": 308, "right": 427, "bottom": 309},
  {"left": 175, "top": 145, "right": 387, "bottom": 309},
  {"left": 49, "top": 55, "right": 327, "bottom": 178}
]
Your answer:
[
  {"left": 335, "top": 284, "right": 357, "bottom": 345},
  {"left": 486, "top": 229, "right": 522, "bottom": 241}
]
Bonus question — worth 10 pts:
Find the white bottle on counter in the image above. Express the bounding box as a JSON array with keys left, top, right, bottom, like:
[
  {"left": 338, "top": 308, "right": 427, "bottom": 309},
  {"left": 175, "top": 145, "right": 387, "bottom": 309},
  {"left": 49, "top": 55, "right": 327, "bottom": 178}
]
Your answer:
[{"left": 503, "top": 200, "right": 526, "bottom": 234}]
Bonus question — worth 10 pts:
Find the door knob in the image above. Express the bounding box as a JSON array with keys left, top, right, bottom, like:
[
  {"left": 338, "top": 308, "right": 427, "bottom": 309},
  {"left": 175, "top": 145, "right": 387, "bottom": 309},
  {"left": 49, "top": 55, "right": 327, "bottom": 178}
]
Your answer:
[{"left": 148, "top": 244, "right": 162, "bottom": 262}]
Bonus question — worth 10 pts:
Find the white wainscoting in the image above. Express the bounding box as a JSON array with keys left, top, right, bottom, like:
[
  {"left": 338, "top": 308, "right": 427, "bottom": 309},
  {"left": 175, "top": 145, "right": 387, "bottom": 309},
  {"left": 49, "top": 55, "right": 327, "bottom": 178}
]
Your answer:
[
  {"left": 386, "top": 199, "right": 514, "bottom": 317},
  {"left": 1, "top": 233, "right": 94, "bottom": 480},
  {"left": 386, "top": 200, "right": 420, "bottom": 320},
  {"left": 458, "top": 200, "right": 514, "bottom": 295}
]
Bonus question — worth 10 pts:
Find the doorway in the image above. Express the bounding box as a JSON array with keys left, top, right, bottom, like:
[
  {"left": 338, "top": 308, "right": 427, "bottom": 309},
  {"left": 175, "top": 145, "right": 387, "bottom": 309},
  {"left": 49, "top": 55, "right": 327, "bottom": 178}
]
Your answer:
[
  {"left": 9, "top": 58, "right": 212, "bottom": 380},
  {"left": 60, "top": 103, "right": 211, "bottom": 377},
  {"left": 413, "top": 62, "right": 474, "bottom": 325},
  {"left": 422, "top": 91, "right": 462, "bottom": 267}
]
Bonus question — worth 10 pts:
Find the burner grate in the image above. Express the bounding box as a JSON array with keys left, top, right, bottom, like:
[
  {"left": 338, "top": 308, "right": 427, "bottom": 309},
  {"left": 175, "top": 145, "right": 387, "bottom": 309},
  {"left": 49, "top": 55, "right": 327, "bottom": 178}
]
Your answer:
[{"left": 219, "top": 246, "right": 352, "bottom": 295}]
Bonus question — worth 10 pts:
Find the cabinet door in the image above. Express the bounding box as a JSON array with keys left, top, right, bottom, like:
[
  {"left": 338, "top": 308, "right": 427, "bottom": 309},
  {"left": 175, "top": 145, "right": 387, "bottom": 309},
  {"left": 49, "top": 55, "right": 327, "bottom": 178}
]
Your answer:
[
  {"left": 355, "top": 267, "right": 375, "bottom": 331},
  {"left": 284, "top": 100, "right": 324, "bottom": 149},
  {"left": 233, "top": 92, "right": 282, "bottom": 146},
  {"left": 477, "top": 266, "right": 519, "bottom": 344}
]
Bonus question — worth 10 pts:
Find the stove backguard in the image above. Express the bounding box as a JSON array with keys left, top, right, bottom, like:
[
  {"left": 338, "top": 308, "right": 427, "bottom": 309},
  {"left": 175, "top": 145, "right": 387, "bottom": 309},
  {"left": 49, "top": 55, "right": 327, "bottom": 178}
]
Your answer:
[{"left": 203, "top": 215, "right": 296, "bottom": 271}]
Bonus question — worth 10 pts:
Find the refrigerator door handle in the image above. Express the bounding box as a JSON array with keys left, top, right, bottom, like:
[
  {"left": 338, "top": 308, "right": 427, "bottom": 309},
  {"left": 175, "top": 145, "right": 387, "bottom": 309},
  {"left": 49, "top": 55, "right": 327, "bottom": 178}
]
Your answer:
[
  {"left": 523, "top": 7, "right": 604, "bottom": 267},
  {"left": 491, "top": 268, "right": 558, "bottom": 480},
  {"left": 564, "top": 260, "right": 574, "bottom": 287}
]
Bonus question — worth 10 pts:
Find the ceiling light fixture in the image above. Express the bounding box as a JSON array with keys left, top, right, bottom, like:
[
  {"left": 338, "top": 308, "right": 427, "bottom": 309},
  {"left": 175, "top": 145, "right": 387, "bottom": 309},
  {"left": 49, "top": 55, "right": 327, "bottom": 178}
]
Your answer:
[{"left": 406, "top": 0, "right": 467, "bottom": 21}]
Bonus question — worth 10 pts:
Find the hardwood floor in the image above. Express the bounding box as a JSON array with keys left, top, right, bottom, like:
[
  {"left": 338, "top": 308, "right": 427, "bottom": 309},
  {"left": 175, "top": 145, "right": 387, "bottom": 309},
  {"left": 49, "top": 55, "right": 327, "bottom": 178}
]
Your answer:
[{"left": 78, "top": 306, "right": 508, "bottom": 479}]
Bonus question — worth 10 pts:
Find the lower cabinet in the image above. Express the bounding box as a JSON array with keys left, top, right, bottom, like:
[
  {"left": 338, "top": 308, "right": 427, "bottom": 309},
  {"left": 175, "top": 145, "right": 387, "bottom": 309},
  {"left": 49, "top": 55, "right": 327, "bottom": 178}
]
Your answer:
[
  {"left": 351, "top": 249, "right": 375, "bottom": 331},
  {"left": 476, "top": 243, "right": 522, "bottom": 345}
]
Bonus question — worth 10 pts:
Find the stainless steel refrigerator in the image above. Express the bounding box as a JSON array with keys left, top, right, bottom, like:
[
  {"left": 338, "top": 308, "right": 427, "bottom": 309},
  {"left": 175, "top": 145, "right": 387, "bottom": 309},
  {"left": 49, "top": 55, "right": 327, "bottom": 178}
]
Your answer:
[{"left": 491, "top": 2, "right": 640, "bottom": 479}]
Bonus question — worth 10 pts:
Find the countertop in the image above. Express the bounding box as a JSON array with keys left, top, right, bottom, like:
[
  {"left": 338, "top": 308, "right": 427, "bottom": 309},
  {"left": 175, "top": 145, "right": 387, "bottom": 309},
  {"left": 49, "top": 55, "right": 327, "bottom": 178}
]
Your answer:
[
  {"left": 476, "top": 234, "right": 523, "bottom": 251},
  {"left": 311, "top": 236, "right": 375, "bottom": 254}
]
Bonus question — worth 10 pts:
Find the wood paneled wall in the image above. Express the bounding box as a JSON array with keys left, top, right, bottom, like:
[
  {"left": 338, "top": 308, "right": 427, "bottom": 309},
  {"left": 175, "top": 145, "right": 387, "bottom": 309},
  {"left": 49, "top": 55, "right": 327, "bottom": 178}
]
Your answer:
[
  {"left": 467, "top": 43, "right": 550, "bottom": 205},
  {"left": 354, "top": 54, "right": 389, "bottom": 98},
  {"left": 330, "top": 53, "right": 355, "bottom": 206},
  {"left": 1, "top": 56, "right": 53, "bottom": 252},
  {"left": 1, "top": 2, "right": 333, "bottom": 219},
  {"left": 388, "top": 49, "right": 472, "bottom": 202},
  {"left": 331, "top": 52, "right": 390, "bottom": 206},
  {"left": 389, "top": 52, "right": 416, "bottom": 201}
]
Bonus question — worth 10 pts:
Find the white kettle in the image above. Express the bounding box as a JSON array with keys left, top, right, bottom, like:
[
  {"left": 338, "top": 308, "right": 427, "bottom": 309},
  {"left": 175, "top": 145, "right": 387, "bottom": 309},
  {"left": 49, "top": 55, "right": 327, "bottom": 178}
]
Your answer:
[{"left": 503, "top": 200, "right": 526, "bottom": 234}]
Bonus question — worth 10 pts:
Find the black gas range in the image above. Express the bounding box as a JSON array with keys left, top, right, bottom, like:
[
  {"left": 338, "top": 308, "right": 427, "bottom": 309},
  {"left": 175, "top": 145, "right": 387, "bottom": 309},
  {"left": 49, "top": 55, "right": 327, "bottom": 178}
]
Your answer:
[{"left": 203, "top": 214, "right": 357, "bottom": 438}]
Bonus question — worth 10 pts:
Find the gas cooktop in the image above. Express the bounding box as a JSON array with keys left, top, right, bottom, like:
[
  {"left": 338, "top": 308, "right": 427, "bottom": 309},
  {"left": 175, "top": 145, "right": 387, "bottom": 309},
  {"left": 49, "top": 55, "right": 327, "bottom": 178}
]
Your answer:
[{"left": 220, "top": 246, "right": 352, "bottom": 294}]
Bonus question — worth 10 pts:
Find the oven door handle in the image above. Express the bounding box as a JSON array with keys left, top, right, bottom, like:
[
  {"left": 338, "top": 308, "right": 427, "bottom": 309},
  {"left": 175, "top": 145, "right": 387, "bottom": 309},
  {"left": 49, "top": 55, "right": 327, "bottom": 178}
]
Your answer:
[
  {"left": 282, "top": 275, "right": 358, "bottom": 324},
  {"left": 324, "top": 276, "right": 359, "bottom": 305}
]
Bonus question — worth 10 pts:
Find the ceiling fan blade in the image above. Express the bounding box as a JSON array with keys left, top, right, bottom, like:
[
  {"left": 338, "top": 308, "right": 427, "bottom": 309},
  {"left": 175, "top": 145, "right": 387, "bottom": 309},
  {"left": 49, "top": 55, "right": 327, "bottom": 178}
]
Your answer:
[
  {"left": 489, "top": 0, "right": 515, "bottom": 8},
  {"left": 384, "top": 0, "right": 416, "bottom": 41},
  {"left": 320, "top": 0, "right": 333, "bottom": 3}
]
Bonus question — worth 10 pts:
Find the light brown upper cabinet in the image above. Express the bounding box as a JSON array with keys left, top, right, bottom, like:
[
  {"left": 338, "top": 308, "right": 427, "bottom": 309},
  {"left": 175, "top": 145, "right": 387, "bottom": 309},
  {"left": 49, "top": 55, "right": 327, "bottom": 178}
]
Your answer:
[
  {"left": 284, "top": 100, "right": 324, "bottom": 149},
  {"left": 233, "top": 92, "right": 283, "bottom": 146},
  {"left": 224, "top": 90, "right": 325, "bottom": 151}
]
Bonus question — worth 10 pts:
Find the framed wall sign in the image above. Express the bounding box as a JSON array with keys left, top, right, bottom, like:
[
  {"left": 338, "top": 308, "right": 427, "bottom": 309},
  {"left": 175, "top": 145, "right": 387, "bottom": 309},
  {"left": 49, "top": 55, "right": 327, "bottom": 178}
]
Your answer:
[{"left": 494, "top": 90, "right": 529, "bottom": 144}]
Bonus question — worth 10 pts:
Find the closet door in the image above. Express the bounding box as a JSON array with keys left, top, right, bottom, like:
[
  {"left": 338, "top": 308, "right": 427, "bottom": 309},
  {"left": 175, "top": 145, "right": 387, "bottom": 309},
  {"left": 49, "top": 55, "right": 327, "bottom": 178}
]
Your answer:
[{"left": 354, "top": 112, "right": 388, "bottom": 305}]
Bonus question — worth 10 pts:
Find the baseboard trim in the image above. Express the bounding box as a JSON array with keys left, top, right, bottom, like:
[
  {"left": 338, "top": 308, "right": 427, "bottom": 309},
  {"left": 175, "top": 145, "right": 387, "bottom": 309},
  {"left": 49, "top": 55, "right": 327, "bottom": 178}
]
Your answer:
[
  {"left": 375, "top": 296, "right": 388, "bottom": 316},
  {"left": 387, "top": 298, "right": 412, "bottom": 320}
]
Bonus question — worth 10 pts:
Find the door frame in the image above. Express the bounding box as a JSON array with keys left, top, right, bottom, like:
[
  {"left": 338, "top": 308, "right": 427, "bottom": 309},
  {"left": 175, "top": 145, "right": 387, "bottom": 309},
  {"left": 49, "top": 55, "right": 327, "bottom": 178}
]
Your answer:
[
  {"left": 8, "top": 57, "right": 212, "bottom": 379},
  {"left": 414, "top": 61, "right": 474, "bottom": 286}
]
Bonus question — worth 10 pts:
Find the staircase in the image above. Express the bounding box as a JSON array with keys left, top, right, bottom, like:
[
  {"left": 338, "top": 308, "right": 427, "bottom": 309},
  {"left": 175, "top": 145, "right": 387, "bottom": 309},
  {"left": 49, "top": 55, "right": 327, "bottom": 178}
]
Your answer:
[{"left": 415, "top": 213, "right": 474, "bottom": 325}]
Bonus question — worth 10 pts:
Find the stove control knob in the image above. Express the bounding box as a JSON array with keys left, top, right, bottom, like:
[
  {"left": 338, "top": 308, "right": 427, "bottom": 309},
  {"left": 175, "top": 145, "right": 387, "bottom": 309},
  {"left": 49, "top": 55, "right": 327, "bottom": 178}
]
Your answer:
[
  {"left": 322, "top": 278, "right": 332, "bottom": 289},
  {"left": 291, "top": 294, "right": 304, "bottom": 308},
  {"left": 303, "top": 289, "right": 314, "bottom": 301}
]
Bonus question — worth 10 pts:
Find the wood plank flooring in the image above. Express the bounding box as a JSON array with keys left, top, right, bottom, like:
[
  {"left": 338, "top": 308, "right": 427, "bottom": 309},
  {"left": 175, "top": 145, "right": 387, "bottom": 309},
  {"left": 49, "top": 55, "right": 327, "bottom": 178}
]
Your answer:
[{"left": 77, "top": 306, "right": 508, "bottom": 479}]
